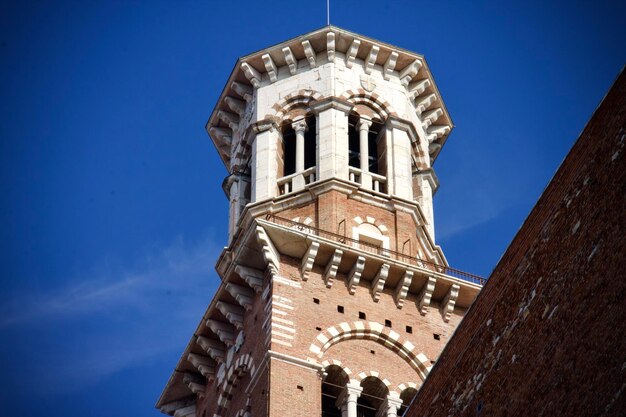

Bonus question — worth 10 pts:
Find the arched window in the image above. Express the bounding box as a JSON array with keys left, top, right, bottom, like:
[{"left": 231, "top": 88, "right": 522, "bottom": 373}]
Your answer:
[
  {"left": 348, "top": 110, "right": 385, "bottom": 193},
  {"left": 321, "top": 365, "right": 349, "bottom": 417},
  {"left": 399, "top": 387, "right": 418, "bottom": 416},
  {"left": 278, "top": 113, "right": 317, "bottom": 194},
  {"left": 358, "top": 376, "right": 389, "bottom": 417}
]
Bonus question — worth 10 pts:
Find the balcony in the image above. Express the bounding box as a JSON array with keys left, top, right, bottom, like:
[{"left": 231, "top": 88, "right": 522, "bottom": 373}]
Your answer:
[
  {"left": 264, "top": 214, "right": 485, "bottom": 286},
  {"left": 277, "top": 166, "right": 317, "bottom": 195},
  {"left": 349, "top": 167, "right": 386, "bottom": 194}
]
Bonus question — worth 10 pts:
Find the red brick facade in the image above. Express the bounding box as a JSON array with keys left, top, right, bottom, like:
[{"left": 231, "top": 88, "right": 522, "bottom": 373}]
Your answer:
[
  {"left": 406, "top": 70, "right": 626, "bottom": 417},
  {"left": 187, "top": 187, "right": 472, "bottom": 417}
]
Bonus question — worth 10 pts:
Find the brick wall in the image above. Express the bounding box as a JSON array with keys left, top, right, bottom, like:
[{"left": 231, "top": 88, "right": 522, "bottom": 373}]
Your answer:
[{"left": 405, "top": 70, "right": 626, "bottom": 417}]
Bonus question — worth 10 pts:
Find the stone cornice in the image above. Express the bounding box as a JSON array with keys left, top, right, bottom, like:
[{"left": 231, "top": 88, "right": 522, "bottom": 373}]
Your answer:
[
  {"left": 251, "top": 118, "right": 279, "bottom": 134},
  {"left": 309, "top": 96, "right": 354, "bottom": 114},
  {"left": 205, "top": 26, "right": 453, "bottom": 170}
]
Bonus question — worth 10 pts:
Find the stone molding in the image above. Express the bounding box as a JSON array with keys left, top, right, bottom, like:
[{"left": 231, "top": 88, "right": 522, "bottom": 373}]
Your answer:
[
  {"left": 215, "top": 353, "right": 255, "bottom": 416},
  {"left": 309, "top": 321, "right": 432, "bottom": 380}
]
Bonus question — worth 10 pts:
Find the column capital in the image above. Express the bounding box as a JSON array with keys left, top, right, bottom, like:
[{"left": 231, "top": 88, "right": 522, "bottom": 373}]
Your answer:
[
  {"left": 356, "top": 117, "right": 373, "bottom": 132},
  {"left": 376, "top": 392, "right": 403, "bottom": 417},
  {"left": 387, "top": 392, "right": 403, "bottom": 409},
  {"left": 291, "top": 117, "right": 308, "bottom": 135},
  {"left": 337, "top": 381, "right": 363, "bottom": 406}
]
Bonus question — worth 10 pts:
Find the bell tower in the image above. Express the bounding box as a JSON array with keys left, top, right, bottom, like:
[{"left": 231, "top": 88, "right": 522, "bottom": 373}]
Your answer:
[{"left": 157, "top": 26, "right": 483, "bottom": 417}]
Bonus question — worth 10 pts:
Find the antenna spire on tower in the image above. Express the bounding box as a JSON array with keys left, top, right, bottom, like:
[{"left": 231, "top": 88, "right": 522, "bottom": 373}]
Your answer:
[{"left": 327, "top": 0, "right": 330, "bottom": 25}]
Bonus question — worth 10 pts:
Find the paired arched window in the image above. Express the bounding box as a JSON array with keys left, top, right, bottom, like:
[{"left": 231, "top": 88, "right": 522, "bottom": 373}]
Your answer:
[
  {"left": 321, "top": 369, "right": 415, "bottom": 417},
  {"left": 275, "top": 100, "right": 388, "bottom": 196}
]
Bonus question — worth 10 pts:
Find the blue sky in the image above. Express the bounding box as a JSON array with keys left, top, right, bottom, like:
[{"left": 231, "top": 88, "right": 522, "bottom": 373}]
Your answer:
[{"left": 0, "top": 1, "right": 623, "bottom": 416}]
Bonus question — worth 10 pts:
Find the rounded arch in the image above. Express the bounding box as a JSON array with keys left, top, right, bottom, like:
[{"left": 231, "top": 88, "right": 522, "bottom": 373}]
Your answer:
[
  {"left": 340, "top": 89, "right": 397, "bottom": 120},
  {"left": 359, "top": 375, "right": 390, "bottom": 415},
  {"left": 215, "top": 354, "right": 255, "bottom": 415},
  {"left": 321, "top": 363, "right": 351, "bottom": 417},
  {"left": 321, "top": 359, "right": 352, "bottom": 375},
  {"left": 399, "top": 385, "right": 420, "bottom": 415},
  {"left": 268, "top": 89, "right": 323, "bottom": 120},
  {"left": 309, "top": 321, "right": 431, "bottom": 380},
  {"left": 397, "top": 381, "right": 420, "bottom": 392},
  {"left": 353, "top": 216, "right": 390, "bottom": 250},
  {"left": 355, "top": 371, "right": 391, "bottom": 388}
]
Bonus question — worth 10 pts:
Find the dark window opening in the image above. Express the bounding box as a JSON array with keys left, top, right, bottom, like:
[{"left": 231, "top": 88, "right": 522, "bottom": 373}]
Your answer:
[
  {"left": 433, "top": 333, "right": 441, "bottom": 340},
  {"left": 370, "top": 350, "right": 376, "bottom": 355},
  {"left": 347, "top": 112, "right": 385, "bottom": 176},
  {"left": 406, "top": 325, "right": 413, "bottom": 334},
  {"left": 348, "top": 113, "right": 360, "bottom": 168},
  {"left": 358, "top": 377, "right": 388, "bottom": 417},
  {"left": 359, "top": 311, "right": 366, "bottom": 320},
  {"left": 313, "top": 298, "right": 320, "bottom": 304},
  {"left": 322, "top": 365, "right": 348, "bottom": 417},
  {"left": 399, "top": 387, "right": 419, "bottom": 416},
  {"left": 282, "top": 125, "right": 296, "bottom": 176},
  {"left": 337, "top": 305, "right": 344, "bottom": 314},
  {"left": 304, "top": 115, "right": 316, "bottom": 169},
  {"left": 281, "top": 115, "right": 317, "bottom": 179},
  {"left": 385, "top": 319, "right": 392, "bottom": 327}
]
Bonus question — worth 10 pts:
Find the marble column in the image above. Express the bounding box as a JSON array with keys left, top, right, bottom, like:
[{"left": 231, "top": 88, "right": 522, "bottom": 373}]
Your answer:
[
  {"left": 337, "top": 381, "right": 363, "bottom": 417},
  {"left": 292, "top": 117, "right": 307, "bottom": 173},
  {"left": 357, "top": 117, "right": 373, "bottom": 189},
  {"left": 292, "top": 117, "right": 308, "bottom": 191}
]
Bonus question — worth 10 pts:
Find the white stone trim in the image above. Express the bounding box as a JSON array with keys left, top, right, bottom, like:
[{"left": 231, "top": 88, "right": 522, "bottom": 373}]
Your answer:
[
  {"left": 394, "top": 271, "right": 413, "bottom": 309},
  {"left": 324, "top": 248, "right": 343, "bottom": 288},
  {"left": 300, "top": 240, "right": 320, "bottom": 281},
  {"left": 441, "top": 283, "right": 460, "bottom": 322},
  {"left": 371, "top": 263, "right": 390, "bottom": 302},
  {"left": 347, "top": 256, "right": 366, "bottom": 294},
  {"left": 309, "top": 321, "right": 431, "bottom": 380},
  {"left": 255, "top": 225, "right": 279, "bottom": 276},
  {"left": 418, "top": 276, "right": 436, "bottom": 315}
]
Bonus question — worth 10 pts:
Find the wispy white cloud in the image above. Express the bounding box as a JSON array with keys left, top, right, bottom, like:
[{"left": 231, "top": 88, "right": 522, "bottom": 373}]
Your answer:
[
  {"left": 0, "top": 234, "right": 219, "bottom": 328},
  {"left": 0, "top": 231, "right": 222, "bottom": 394}
]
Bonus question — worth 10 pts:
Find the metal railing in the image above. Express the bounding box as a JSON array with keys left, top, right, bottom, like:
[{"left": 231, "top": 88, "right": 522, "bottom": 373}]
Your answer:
[{"left": 264, "top": 214, "right": 486, "bottom": 286}]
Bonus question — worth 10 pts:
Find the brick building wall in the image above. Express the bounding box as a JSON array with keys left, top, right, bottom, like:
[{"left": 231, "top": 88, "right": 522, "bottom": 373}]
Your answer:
[{"left": 405, "top": 69, "right": 626, "bottom": 417}]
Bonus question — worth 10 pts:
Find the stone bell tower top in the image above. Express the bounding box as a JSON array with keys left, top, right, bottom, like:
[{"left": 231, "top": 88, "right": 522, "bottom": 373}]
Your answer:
[
  {"left": 208, "top": 25, "right": 454, "bottom": 243},
  {"left": 157, "top": 26, "right": 483, "bottom": 417},
  {"left": 207, "top": 25, "right": 452, "bottom": 171}
]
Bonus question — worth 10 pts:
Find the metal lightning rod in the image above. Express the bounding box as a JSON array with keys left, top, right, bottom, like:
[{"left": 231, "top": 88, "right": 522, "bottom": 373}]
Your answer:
[{"left": 327, "top": 0, "right": 330, "bottom": 25}]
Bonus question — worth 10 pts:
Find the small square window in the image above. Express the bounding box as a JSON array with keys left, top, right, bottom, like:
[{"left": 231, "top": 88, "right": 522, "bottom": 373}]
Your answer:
[
  {"left": 358, "top": 311, "right": 366, "bottom": 320},
  {"left": 406, "top": 325, "right": 413, "bottom": 334},
  {"left": 337, "top": 305, "right": 344, "bottom": 314},
  {"left": 385, "top": 319, "right": 392, "bottom": 327},
  {"left": 313, "top": 298, "right": 320, "bottom": 304},
  {"left": 433, "top": 333, "right": 441, "bottom": 340}
]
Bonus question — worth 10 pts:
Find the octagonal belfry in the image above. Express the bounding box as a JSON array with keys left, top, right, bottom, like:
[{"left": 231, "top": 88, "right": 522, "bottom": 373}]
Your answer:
[{"left": 157, "top": 26, "right": 483, "bottom": 417}]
